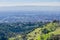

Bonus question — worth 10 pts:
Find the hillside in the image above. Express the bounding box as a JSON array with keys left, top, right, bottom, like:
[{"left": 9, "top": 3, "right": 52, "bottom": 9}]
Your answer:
[{"left": 9, "top": 21, "right": 60, "bottom": 40}]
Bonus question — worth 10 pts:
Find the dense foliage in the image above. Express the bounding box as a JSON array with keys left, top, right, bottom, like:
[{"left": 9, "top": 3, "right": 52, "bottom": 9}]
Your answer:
[
  {"left": 0, "top": 20, "right": 60, "bottom": 40},
  {"left": 8, "top": 21, "right": 60, "bottom": 40},
  {"left": 0, "top": 21, "right": 45, "bottom": 40}
]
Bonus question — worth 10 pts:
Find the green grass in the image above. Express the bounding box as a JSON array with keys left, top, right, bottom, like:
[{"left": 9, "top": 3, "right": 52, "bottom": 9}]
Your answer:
[
  {"left": 8, "top": 22, "right": 60, "bottom": 40},
  {"left": 27, "top": 22, "right": 60, "bottom": 40}
]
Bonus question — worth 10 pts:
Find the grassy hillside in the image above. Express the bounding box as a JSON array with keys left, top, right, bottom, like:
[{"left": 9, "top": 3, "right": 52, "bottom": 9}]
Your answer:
[
  {"left": 27, "top": 22, "right": 59, "bottom": 40},
  {"left": 8, "top": 22, "right": 60, "bottom": 40}
]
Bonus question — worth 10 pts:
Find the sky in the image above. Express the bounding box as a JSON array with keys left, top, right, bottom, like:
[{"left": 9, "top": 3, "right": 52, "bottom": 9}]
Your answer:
[
  {"left": 0, "top": 2, "right": 60, "bottom": 7},
  {"left": 0, "top": 0, "right": 60, "bottom": 11},
  {"left": 0, "top": 0, "right": 60, "bottom": 6},
  {"left": 0, "top": 0, "right": 60, "bottom": 2}
]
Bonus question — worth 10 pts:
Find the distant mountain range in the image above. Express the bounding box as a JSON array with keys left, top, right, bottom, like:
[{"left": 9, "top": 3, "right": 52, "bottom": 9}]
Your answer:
[{"left": 0, "top": 11, "right": 60, "bottom": 23}]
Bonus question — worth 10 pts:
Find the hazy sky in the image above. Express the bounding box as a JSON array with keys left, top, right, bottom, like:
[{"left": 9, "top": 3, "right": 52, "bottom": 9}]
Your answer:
[
  {"left": 0, "top": 0, "right": 60, "bottom": 11},
  {"left": 0, "top": 0, "right": 60, "bottom": 2},
  {"left": 0, "top": 0, "right": 60, "bottom": 6}
]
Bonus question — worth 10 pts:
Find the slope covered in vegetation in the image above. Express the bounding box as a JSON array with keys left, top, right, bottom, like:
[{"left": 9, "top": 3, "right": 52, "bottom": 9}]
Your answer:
[
  {"left": 27, "top": 22, "right": 59, "bottom": 40},
  {"left": 9, "top": 21, "right": 60, "bottom": 40}
]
